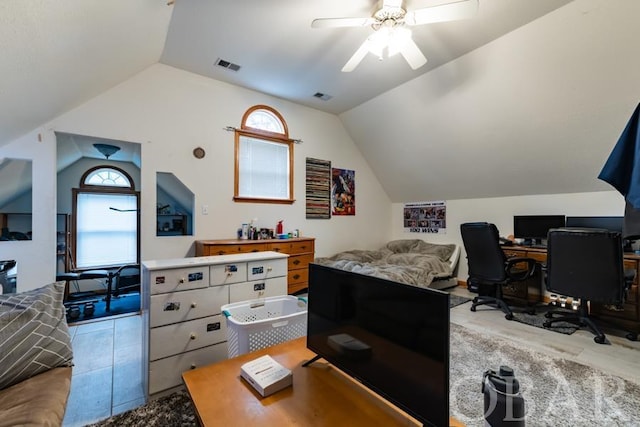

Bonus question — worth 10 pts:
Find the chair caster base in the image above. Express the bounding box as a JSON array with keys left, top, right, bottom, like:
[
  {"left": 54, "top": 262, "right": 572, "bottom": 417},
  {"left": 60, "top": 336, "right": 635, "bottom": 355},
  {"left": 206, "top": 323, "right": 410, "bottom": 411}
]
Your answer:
[
  {"left": 543, "top": 321, "right": 551, "bottom": 328},
  {"left": 544, "top": 312, "right": 553, "bottom": 319},
  {"left": 505, "top": 313, "right": 514, "bottom": 320},
  {"left": 626, "top": 332, "right": 638, "bottom": 341},
  {"left": 594, "top": 335, "right": 606, "bottom": 344},
  {"left": 470, "top": 305, "right": 477, "bottom": 312}
]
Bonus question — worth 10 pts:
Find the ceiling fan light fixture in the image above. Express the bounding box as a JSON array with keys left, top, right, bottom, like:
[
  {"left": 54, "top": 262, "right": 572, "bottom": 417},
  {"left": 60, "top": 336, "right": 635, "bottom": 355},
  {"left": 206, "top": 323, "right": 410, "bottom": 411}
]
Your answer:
[{"left": 387, "top": 26, "right": 412, "bottom": 57}]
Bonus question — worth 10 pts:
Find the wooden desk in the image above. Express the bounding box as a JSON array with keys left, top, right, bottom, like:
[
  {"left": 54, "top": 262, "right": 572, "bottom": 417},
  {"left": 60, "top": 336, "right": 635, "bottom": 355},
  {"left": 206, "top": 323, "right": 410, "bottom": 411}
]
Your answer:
[
  {"left": 182, "top": 337, "right": 463, "bottom": 427},
  {"left": 503, "top": 245, "right": 640, "bottom": 337}
]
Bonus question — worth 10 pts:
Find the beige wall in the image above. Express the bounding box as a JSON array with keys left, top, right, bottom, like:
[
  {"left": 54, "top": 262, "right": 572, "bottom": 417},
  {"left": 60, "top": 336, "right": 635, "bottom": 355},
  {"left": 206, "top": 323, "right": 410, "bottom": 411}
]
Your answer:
[
  {"left": 391, "top": 191, "right": 625, "bottom": 281},
  {"left": 0, "top": 64, "right": 392, "bottom": 291}
]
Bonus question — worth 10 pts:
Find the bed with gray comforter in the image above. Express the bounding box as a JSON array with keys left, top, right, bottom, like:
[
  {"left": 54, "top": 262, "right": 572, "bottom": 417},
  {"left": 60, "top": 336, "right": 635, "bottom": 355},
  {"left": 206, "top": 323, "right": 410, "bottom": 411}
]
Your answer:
[{"left": 314, "top": 239, "right": 458, "bottom": 289}]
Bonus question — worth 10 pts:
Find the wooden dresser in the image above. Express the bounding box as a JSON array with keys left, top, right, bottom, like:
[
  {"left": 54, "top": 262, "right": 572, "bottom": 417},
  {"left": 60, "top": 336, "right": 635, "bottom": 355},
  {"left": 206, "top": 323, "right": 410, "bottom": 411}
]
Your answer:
[{"left": 195, "top": 237, "right": 315, "bottom": 294}]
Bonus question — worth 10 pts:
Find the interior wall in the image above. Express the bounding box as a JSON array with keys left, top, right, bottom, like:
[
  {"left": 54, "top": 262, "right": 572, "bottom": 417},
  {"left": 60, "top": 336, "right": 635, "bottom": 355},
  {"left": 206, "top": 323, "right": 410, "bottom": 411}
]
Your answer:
[
  {"left": 0, "top": 130, "right": 57, "bottom": 289},
  {"left": 0, "top": 64, "right": 392, "bottom": 291},
  {"left": 57, "top": 158, "right": 141, "bottom": 214},
  {"left": 391, "top": 190, "right": 625, "bottom": 280}
]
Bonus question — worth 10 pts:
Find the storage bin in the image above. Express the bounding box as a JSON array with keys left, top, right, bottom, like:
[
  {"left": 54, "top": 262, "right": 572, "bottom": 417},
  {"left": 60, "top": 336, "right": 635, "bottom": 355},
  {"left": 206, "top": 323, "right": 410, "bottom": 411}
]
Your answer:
[{"left": 222, "top": 295, "right": 307, "bottom": 357}]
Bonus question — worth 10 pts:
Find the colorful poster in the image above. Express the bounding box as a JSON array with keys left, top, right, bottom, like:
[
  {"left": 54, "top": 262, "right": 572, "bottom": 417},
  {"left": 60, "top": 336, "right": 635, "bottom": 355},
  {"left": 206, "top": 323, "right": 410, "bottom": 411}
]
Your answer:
[
  {"left": 331, "top": 168, "right": 355, "bottom": 216},
  {"left": 403, "top": 201, "right": 446, "bottom": 233}
]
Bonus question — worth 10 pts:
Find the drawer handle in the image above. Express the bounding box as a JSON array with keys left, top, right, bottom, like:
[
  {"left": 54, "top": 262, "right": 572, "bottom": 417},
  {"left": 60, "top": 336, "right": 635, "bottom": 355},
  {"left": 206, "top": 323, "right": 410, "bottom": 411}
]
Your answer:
[
  {"left": 293, "top": 259, "right": 300, "bottom": 265},
  {"left": 190, "top": 333, "right": 197, "bottom": 340},
  {"left": 251, "top": 249, "right": 259, "bottom": 252},
  {"left": 293, "top": 274, "right": 300, "bottom": 280},
  {"left": 191, "top": 302, "right": 197, "bottom": 308},
  {"left": 179, "top": 278, "right": 185, "bottom": 284},
  {"left": 274, "top": 248, "right": 281, "bottom": 252},
  {"left": 217, "top": 251, "right": 224, "bottom": 255}
]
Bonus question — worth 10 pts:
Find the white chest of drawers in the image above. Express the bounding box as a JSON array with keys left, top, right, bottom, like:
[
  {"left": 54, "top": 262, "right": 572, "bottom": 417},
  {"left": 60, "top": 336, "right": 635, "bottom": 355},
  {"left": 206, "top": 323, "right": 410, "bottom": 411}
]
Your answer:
[{"left": 142, "top": 251, "right": 288, "bottom": 398}]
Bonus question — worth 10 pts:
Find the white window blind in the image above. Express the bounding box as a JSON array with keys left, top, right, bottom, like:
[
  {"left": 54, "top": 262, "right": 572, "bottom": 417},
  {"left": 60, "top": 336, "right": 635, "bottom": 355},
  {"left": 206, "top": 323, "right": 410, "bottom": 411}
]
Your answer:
[
  {"left": 238, "top": 136, "right": 290, "bottom": 199},
  {"left": 76, "top": 193, "right": 137, "bottom": 268}
]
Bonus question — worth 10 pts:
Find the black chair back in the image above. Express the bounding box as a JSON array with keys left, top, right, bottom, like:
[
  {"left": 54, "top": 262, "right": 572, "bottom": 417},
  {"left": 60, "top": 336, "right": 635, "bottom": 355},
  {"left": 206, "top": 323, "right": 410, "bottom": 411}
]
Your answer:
[
  {"left": 460, "top": 222, "right": 508, "bottom": 283},
  {"left": 546, "top": 228, "right": 624, "bottom": 303}
]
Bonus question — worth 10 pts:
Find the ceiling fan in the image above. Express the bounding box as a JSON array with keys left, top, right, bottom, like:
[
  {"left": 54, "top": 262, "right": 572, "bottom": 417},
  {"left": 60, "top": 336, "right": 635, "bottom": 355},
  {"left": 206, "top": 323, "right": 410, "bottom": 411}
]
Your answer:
[{"left": 312, "top": 0, "right": 479, "bottom": 72}]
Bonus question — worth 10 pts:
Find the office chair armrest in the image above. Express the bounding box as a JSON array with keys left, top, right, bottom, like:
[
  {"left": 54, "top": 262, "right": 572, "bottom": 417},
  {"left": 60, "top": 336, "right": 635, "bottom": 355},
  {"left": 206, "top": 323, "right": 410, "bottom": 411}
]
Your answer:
[{"left": 505, "top": 257, "right": 537, "bottom": 282}]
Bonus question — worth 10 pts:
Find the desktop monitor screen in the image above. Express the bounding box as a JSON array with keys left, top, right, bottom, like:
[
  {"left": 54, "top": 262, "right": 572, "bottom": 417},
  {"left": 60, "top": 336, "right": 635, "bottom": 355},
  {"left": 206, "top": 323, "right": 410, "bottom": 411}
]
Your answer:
[
  {"left": 513, "top": 215, "right": 565, "bottom": 244},
  {"left": 306, "top": 263, "right": 449, "bottom": 427},
  {"left": 565, "top": 216, "right": 623, "bottom": 233}
]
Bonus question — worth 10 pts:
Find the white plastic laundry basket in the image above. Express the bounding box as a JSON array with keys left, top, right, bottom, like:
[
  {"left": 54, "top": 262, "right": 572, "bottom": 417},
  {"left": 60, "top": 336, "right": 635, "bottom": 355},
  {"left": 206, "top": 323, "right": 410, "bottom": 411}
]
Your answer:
[{"left": 222, "top": 295, "right": 307, "bottom": 358}]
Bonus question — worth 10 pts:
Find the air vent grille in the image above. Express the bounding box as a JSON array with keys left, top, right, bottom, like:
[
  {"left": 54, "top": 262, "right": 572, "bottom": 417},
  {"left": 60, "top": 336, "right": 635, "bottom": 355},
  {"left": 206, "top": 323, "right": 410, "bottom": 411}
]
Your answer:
[
  {"left": 215, "top": 58, "right": 241, "bottom": 72},
  {"left": 313, "top": 92, "right": 333, "bottom": 101}
]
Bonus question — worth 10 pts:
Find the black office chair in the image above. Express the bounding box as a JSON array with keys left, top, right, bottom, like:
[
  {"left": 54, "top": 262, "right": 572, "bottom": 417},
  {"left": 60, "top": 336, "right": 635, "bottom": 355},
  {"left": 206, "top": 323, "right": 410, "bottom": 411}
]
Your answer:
[
  {"left": 544, "top": 228, "right": 632, "bottom": 344},
  {"left": 460, "top": 222, "right": 537, "bottom": 320}
]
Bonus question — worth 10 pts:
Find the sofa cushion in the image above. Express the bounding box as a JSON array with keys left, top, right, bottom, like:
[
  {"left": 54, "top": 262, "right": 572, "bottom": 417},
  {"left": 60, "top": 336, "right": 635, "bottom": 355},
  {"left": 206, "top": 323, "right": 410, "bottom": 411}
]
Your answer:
[
  {"left": 0, "top": 366, "right": 72, "bottom": 427},
  {"left": 0, "top": 282, "right": 73, "bottom": 390}
]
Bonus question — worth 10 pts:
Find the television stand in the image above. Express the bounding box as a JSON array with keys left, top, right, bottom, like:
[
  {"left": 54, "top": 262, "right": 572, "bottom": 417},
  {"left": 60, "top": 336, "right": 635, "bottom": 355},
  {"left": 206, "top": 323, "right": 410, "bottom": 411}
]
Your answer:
[
  {"left": 182, "top": 337, "right": 464, "bottom": 426},
  {"left": 301, "top": 354, "right": 322, "bottom": 367}
]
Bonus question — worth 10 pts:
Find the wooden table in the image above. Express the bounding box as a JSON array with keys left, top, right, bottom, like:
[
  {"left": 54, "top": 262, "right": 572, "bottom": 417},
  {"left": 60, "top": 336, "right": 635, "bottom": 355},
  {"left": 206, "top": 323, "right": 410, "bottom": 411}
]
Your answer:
[{"left": 182, "top": 337, "right": 463, "bottom": 426}]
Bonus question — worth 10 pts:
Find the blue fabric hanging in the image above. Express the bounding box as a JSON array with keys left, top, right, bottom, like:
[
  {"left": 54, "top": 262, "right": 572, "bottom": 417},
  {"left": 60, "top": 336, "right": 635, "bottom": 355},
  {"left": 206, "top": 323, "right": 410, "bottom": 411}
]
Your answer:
[{"left": 598, "top": 103, "right": 640, "bottom": 208}]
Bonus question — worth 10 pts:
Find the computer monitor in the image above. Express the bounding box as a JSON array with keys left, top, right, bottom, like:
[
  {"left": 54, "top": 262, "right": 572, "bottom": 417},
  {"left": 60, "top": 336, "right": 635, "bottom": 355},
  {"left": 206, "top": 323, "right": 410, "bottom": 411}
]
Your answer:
[
  {"left": 513, "top": 215, "right": 565, "bottom": 246},
  {"left": 565, "top": 216, "right": 623, "bottom": 233},
  {"left": 565, "top": 216, "right": 631, "bottom": 251}
]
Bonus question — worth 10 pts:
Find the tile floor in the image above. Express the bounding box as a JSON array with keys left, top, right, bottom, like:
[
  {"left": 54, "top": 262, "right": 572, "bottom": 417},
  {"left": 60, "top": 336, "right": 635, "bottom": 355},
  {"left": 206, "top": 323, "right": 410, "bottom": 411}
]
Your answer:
[{"left": 62, "top": 313, "right": 145, "bottom": 427}]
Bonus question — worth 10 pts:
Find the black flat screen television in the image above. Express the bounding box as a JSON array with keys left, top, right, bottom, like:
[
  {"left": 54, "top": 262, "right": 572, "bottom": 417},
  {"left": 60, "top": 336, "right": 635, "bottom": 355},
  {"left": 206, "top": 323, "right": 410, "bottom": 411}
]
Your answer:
[
  {"left": 306, "top": 263, "right": 450, "bottom": 427},
  {"left": 513, "top": 215, "right": 566, "bottom": 246}
]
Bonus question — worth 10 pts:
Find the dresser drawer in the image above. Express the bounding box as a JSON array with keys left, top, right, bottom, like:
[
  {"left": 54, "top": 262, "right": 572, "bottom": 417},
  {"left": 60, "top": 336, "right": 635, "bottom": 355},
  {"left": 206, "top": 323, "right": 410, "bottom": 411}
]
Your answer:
[
  {"left": 150, "top": 267, "right": 210, "bottom": 295},
  {"left": 288, "top": 253, "right": 314, "bottom": 271},
  {"left": 150, "top": 314, "right": 227, "bottom": 361},
  {"left": 206, "top": 243, "right": 268, "bottom": 255},
  {"left": 149, "top": 286, "right": 229, "bottom": 328},
  {"left": 210, "top": 262, "right": 248, "bottom": 286},
  {"left": 288, "top": 268, "right": 308, "bottom": 286},
  {"left": 269, "top": 240, "right": 314, "bottom": 255},
  {"left": 229, "top": 277, "right": 287, "bottom": 303},
  {"left": 149, "top": 343, "right": 228, "bottom": 395},
  {"left": 247, "top": 258, "right": 288, "bottom": 281}
]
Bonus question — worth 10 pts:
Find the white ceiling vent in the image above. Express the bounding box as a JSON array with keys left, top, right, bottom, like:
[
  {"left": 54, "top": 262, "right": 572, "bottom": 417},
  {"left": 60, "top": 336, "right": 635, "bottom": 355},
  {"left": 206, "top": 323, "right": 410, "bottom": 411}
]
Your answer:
[
  {"left": 215, "top": 58, "right": 241, "bottom": 72},
  {"left": 313, "top": 92, "right": 333, "bottom": 101}
]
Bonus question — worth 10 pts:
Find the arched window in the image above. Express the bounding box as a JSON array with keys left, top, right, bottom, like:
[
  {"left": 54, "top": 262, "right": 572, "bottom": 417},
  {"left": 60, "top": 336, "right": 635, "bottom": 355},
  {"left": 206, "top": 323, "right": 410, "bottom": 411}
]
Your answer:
[
  {"left": 83, "top": 167, "right": 132, "bottom": 187},
  {"left": 73, "top": 166, "right": 139, "bottom": 269},
  {"left": 234, "top": 105, "right": 294, "bottom": 204}
]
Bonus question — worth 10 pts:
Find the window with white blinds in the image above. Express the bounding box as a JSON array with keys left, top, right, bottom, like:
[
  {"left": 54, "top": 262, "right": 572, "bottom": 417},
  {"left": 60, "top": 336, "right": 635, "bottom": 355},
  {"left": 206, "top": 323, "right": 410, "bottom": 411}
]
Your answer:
[{"left": 75, "top": 193, "right": 137, "bottom": 268}]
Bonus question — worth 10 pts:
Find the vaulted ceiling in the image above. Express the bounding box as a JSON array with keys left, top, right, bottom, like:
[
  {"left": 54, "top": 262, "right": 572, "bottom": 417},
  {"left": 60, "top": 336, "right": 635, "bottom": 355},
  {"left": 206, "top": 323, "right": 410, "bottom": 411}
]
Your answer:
[{"left": 3, "top": 0, "right": 638, "bottom": 203}]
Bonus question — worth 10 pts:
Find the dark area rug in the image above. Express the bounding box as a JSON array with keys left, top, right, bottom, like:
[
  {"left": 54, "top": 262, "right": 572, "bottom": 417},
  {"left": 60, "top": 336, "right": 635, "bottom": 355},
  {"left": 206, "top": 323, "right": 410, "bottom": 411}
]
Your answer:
[
  {"left": 512, "top": 307, "right": 578, "bottom": 335},
  {"left": 90, "top": 323, "right": 640, "bottom": 426},
  {"left": 449, "top": 294, "right": 472, "bottom": 308},
  {"left": 66, "top": 292, "right": 140, "bottom": 324},
  {"left": 87, "top": 390, "right": 196, "bottom": 427}
]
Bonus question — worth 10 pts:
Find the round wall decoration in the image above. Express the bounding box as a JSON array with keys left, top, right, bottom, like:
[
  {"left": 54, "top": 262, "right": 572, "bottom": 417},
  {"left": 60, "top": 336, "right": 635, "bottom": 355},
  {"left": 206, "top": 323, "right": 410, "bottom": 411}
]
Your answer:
[{"left": 193, "top": 147, "right": 206, "bottom": 159}]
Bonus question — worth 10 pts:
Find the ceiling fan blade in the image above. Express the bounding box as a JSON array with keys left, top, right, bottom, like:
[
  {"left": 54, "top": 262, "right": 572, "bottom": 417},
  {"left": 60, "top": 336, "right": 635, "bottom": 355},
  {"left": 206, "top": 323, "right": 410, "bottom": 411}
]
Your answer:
[
  {"left": 341, "top": 40, "right": 371, "bottom": 72},
  {"left": 399, "top": 38, "right": 427, "bottom": 70},
  {"left": 405, "top": 0, "right": 478, "bottom": 26},
  {"left": 311, "top": 17, "right": 375, "bottom": 28}
]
